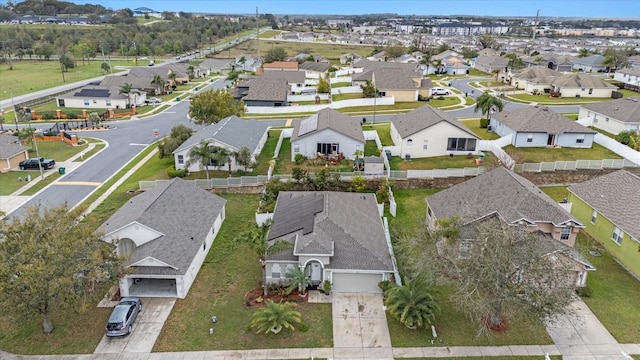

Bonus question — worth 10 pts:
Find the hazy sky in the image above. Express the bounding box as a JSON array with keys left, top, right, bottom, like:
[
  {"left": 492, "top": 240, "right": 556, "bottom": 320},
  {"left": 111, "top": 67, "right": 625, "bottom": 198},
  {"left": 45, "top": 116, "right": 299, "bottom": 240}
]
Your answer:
[{"left": 46, "top": 0, "right": 640, "bottom": 18}]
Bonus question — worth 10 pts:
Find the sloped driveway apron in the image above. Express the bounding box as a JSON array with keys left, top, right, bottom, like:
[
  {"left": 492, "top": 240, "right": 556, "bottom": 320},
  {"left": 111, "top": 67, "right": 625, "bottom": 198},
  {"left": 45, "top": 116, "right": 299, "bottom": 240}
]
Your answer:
[
  {"left": 94, "top": 298, "right": 176, "bottom": 354},
  {"left": 332, "top": 292, "right": 393, "bottom": 359}
]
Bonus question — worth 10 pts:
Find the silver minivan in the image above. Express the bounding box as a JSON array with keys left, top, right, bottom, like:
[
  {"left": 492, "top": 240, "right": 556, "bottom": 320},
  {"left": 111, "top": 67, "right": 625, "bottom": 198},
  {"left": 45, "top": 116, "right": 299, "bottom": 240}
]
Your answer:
[
  {"left": 431, "top": 87, "right": 451, "bottom": 95},
  {"left": 105, "top": 297, "right": 142, "bottom": 337}
]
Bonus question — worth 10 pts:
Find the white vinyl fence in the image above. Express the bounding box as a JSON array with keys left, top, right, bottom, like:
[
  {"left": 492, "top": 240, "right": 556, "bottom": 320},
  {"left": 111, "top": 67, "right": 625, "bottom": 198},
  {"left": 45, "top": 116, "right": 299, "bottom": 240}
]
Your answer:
[
  {"left": 478, "top": 135, "right": 516, "bottom": 170},
  {"left": 245, "top": 96, "right": 395, "bottom": 114},
  {"left": 513, "top": 158, "right": 638, "bottom": 173}
]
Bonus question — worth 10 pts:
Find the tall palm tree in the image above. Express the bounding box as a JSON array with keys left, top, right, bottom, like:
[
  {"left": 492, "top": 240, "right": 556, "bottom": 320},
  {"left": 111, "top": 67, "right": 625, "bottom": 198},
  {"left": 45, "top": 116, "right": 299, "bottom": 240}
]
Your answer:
[
  {"left": 118, "top": 83, "right": 133, "bottom": 108},
  {"left": 285, "top": 268, "right": 312, "bottom": 296},
  {"left": 184, "top": 140, "right": 215, "bottom": 180},
  {"left": 17, "top": 126, "right": 41, "bottom": 151},
  {"left": 385, "top": 277, "right": 439, "bottom": 330},
  {"left": 214, "top": 147, "right": 233, "bottom": 175},
  {"left": 577, "top": 48, "right": 590, "bottom": 58},
  {"left": 491, "top": 68, "right": 501, "bottom": 83},
  {"left": 250, "top": 300, "right": 302, "bottom": 335},
  {"left": 474, "top": 92, "right": 504, "bottom": 119},
  {"left": 151, "top": 74, "right": 165, "bottom": 95},
  {"left": 187, "top": 65, "right": 195, "bottom": 81},
  {"left": 238, "top": 220, "right": 293, "bottom": 296}
]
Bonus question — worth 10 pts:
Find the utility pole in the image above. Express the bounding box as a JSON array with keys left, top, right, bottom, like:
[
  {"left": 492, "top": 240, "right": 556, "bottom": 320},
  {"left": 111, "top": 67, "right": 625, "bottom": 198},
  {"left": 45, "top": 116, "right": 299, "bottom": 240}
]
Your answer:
[
  {"left": 256, "top": 7, "right": 260, "bottom": 59},
  {"left": 532, "top": 9, "right": 540, "bottom": 42},
  {"left": 132, "top": 41, "right": 137, "bottom": 65}
]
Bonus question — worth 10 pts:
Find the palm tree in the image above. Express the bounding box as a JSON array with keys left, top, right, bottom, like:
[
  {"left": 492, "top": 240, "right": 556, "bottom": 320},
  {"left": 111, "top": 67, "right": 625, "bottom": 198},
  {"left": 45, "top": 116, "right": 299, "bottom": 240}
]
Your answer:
[
  {"left": 118, "top": 83, "right": 133, "bottom": 108},
  {"left": 474, "top": 92, "right": 504, "bottom": 119},
  {"left": 151, "top": 74, "right": 165, "bottom": 95},
  {"left": 238, "top": 221, "right": 293, "bottom": 296},
  {"left": 533, "top": 56, "right": 545, "bottom": 66},
  {"left": 168, "top": 71, "right": 177, "bottom": 88},
  {"left": 628, "top": 132, "right": 640, "bottom": 151},
  {"left": 285, "top": 268, "right": 312, "bottom": 296},
  {"left": 214, "top": 147, "right": 233, "bottom": 175},
  {"left": 578, "top": 48, "right": 590, "bottom": 58},
  {"left": 385, "top": 277, "right": 439, "bottom": 330},
  {"left": 187, "top": 65, "right": 195, "bottom": 81},
  {"left": 185, "top": 140, "right": 215, "bottom": 180},
  {"left": 250, "top": 300, "right": 302, "bottom": 335},
  {"left": 491, "top": 68, "right": 501, "bottom": 83},
  {"left": 17, "top": 126, "right": 41, "bottom": 151}
]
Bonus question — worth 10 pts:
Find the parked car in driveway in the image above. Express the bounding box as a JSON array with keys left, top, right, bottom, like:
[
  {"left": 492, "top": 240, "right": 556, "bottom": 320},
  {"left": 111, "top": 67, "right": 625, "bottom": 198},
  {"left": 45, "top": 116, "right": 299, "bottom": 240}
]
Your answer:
[
  {"left": 146, "top": 97, "right": 162, "bottom": 104},
  {"left": 19, "top": 157, "right": 55, "bottom": 170},
  {"left": 105, "top": 297, "right": 142, "bottom": 337},
  {"left": 431, "top": 87, "right": 451, "bottom": 96}
]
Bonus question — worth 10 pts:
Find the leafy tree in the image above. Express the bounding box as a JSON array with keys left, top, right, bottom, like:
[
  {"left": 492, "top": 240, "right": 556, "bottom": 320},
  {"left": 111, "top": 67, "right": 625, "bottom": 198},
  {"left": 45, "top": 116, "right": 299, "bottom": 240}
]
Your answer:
[
  {"left": 185, "top": 140, "right": 216, "bottom": 180},
  {"left": 17, "top": 126, "right": 41, "bottom": 150},
  {"left": 158, "top": 124, "right": 194, "bottom": 158},
  {"left": 602, "top": 48, "right": 629, "bottom": 74},
  {"left": 250, "top": 300, "right": 302, "bottom": 335},
  {"left": 235, "top": 146, "right": 252, "bottom": 171},
  {"left": 101, "top": 62, "right": 110, "bottom": 73},
  {"left": 478, "top": 34, "right": 500, "bottom": 50},
  {"left": 505, "top": 53, "right": 524, "bottom": 69},
  {"left": 474, "top": 92, "right": 504, "bottom": 119},
  {"left": 384, "top": 43, "right": 406, "bottom": 60},
  {"left": 238, "top": 220, "right": 293, "bottom": 295},
  {"left": 264, "top": 47, "right": 287, "bottom": 63},
  {"left": 432, "top": 218, "right": 576, "bottom": 331},
  {"left": 460, "top": 47, "right": 478, "bottom": 60},
  {"left": 360, "top": 80, "right": 378, "bottom": 98},
  {"left": 317, "top": 75, "right": 330, "bottom": 94},
  {"left": 188, "top": 89, "right": 244, "bottom": 125},
  {"left": 88, "top": 112, "right": 101, "bottom": 124},
  {"left": 385, "top": 277, "right": 439, "bottom": 330},
  {"left": 306, "top": 168, "right": 341, "bottom": 191},
  {"left": 578, "top": 48, "right": 591, "bottom": 58},
  {"left": 59, "top": 53, "right": 75, "bottom": 72},
  {"left": 151, "top": 74, "right": 165, "bottom": 95},
  {"left": 285, "top": 268, "right": 312, "bottom": 295},
  {"left": 0, "top": 204, "right": 122, "bottom": 334},
  {"left": 436, "top": 42, "right": 450, "bottom": 54}
]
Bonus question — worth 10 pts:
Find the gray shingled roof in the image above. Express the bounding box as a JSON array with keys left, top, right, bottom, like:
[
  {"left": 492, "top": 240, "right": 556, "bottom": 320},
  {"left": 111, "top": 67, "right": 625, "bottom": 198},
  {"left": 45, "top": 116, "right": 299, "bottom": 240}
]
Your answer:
[
  {"left": 568, "top": 170, "right": 640, "bottom": 241},
  {"left": 0, "top": 134, "right": 28, "bottom": 159},
  {"left": 99, "top": 178, "right": 226, "bottom": 275},
  {"left": 198, "top": 58, "right": 233, "bottom": 70},
  {"left": 128, "top": 65, "right": 189, "bottom": 79},
  {"left": 427, "top": 167, "right": 579, "bottom": 227},
  {"left": 514, "top": 66, "right": 560, "bottom": 83},
  {"left": 616, "top": 67, "right": 640, "bottom": 77},
  {"left": 572, "top": 54, "right": 605, "bottom": 66},
  {"left": 492, "top": 106, "right": 595, "bottom": 134},
  {"left": 580, "top": 97, "right": 640, "bottom": 123},
  {"left": 291, "top": 108, "right": 365, "bottom": 143},
  {"left": 353, "top": 58, "right": 420, "bottom": 72},
  {"left": 100, "top": 75, "right": 155, "bottom": 89},
  {"left": 353, "top": 68, "right": 421, "bottom": 90},
  {"left": 242, "top": 78, "right": 288, "bottom": 102},
  {"left": 59, "top": 85, "right": 128, "bottom": 100},
  {"left": 266, "top": 192, "right": 394, "bottom": 271},
  {"left": 551, "top": 73, "right": 616, "bottom": 89},
  {"left": 173, "top": 116, "right": 281, "bottom": 154},
  {"left": 261, "top": 70, "right": 306, "bottom": 84},
  {"left": 299, "top": 61, "right": 331, "bottom": 73},
  {"left": 474, "top": 55, "right": 508, "bottom": 68},
  {"left": 390, "top": 104, "right": 477, "bottom": 138}
]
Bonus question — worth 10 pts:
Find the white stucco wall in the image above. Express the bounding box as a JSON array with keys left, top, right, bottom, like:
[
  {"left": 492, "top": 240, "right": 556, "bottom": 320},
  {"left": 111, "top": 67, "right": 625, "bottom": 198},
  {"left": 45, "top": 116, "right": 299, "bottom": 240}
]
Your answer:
[
  {"left": 291, "top": 128, "right": 364, "bottom": 161},
  {"left": 578, "top": 109, "right": 640, "bottom": 135},
  {"left": 58, "top": 97, "right": 129, "bottom": 109},
  {"left": 392, "top": 121, "right": 479, "bottom": 159},
  {"left": 553, "top": 86, "right": 613, "bottom": 98}
]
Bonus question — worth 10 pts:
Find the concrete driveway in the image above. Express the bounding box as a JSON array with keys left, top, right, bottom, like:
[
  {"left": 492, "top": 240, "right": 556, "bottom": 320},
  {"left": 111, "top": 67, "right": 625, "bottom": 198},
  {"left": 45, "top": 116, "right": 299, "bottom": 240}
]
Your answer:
[
  {"left": 94, "top": 298, "right": 175, "bottom": 355},
  {"left": 332, "top": 292, "right": 393, "bottom": 359}
]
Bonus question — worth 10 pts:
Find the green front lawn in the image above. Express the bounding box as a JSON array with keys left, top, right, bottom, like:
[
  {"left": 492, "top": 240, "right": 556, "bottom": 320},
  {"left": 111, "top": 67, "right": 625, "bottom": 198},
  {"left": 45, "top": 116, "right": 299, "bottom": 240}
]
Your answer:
[
  {"left": 616, "top": 89, "right": 640, "bottom": 98},
  {"left": 427, "top": 97, "right": 461, "bottom": 108},
  {"left": 539, "top": 186, "right": 569, "bottom": 202},
  {"left": 0, "top": 170, "right": 39, "bottom": 196},
  {"left": 504, "top": 143, "right": 621, "bottom": 163},
  {"left": 562, "top": 113, "right": 579, "bottom": 120},
  {"left": 362, "top": 122, "right": 393, "bottom": 146},
  {"left": 154, "top": 194, "right": 333, "bottom": 351},
  {"left": 258, "top": 30, "right": 281, "bottom": 38},
  {"left": 460, "top": 119, "right": 501, "bottom": 140},
  {"left": 389, "top": 153, "right": 496, "bottom": 171},
  {"left": 509, "top": 94, "right": 611, "bottom": 104},
  {"left": 575, "top": 233, "right": 640, "bottom": 343},
  {"left": 332, "top": 92, "right": 363, "bottom": 101},
  {"left": 331, "top": 82, "right": 352, "bottom": 88}
]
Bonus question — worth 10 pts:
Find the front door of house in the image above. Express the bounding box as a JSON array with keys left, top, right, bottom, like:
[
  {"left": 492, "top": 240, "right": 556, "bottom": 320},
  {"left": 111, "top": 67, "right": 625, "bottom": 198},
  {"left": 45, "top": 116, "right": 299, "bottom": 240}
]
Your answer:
[
  {"left": 547, "top": 134, "right": 555, "bottom": 146},
  {"left": 310, "top": 263, "right": 321, "bottom": 284}
]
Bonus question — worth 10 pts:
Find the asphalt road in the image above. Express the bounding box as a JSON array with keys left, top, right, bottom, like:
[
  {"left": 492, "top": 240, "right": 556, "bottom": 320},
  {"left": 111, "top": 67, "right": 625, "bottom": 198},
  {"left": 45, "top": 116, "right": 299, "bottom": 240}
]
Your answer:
[{"left": 6, "top": 79, "right": 231, "bottom": 218}]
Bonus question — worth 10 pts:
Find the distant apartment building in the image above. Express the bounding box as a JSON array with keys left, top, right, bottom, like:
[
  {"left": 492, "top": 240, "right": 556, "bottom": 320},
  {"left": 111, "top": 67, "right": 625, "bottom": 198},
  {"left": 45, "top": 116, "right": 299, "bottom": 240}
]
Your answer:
[
  {"left": 326, "top": 19, "right": 352, "bottom": 28},
  {"left": 430, "top": 23, "right": 509, "bottom": 36},
  {"left": 551, "top": 28, "right": 624, "bottom": 37}
]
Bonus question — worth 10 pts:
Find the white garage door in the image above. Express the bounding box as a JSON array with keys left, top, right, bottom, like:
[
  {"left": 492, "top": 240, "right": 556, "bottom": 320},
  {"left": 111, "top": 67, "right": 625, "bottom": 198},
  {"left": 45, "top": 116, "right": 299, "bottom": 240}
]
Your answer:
[{"left": 332, "top": 273, "right": 383, "bottom": 293}]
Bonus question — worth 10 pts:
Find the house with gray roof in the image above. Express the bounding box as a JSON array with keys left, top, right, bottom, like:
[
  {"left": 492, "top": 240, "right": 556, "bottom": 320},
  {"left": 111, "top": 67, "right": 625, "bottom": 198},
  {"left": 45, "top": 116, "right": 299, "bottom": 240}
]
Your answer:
[
  {"left": 490, "top": 106, "right": 596, "bottom": 148},
  {"left": 613, "top": 67, "right": 640, "bottom": 90},
  {"left": 260, "top": 70, "right": 309, "bottom": 94},
  {"left": 551, "top": 73, "right": 617, "bottom": 98},
  {"left": 198, "top": 58, "right": 234, "bottom": 75},
  {"left": 265, "top": 191, "right": 395, "bottom": 293},
  {"left": 55, "top": 85, "right": 146, "bottom": 109},
  {"left": 390, "top": 105, "right": 479, "bottom": 159},
  {"left": 0, "top": 133, "right": 29, "bottom": 172},
  {"left": 509, "top": 66, "right": 560, "bottom": 94},
  {"left": 240, "top": 78, "right": 288, "bottom": 107},
  {"left": 173, "top": 116, "right": 280, "bottom": 172},
  {"left": 578, "top": 97, "right": 640, "bottom": 135},
  {"left": 473, "top": 55, "right": 508, "bottom": 74},
  {"left": 572, "top": 54, "right": 607, "bottom": 73},
  {"left": 568, "top": 170, "right": 640, "bottom": 278},
  {"left": 299, "top": 61, "right": 332, "bottom": 79},
  {"left": 426, "top": 167, "right": 584, "bottom": 246},
  {"left": 291, "top": 108, "right": 365, "bottom": 161},
  {"left": 99, "top": 178, "right": 227, "bottom": 298},
  {"left": 352, "top": 67, "right": 428, "bottom": 102},
  {"left": 100, "top": 75, "right": 162, "bottom": 96}
]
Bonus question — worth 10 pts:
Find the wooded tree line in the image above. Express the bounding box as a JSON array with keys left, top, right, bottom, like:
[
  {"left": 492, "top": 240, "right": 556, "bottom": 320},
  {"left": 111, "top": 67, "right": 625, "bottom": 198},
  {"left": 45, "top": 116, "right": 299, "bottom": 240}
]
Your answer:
[{"left": 0, "top": 15, "right": 259, "bottom": 63}]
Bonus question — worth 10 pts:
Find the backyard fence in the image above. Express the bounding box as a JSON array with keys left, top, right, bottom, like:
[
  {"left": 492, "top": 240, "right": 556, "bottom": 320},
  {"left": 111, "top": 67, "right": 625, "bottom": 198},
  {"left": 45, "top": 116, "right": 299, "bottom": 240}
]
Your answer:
[
  {"left": 513, "top": 158, "right": 637, "bottom": 173},
  {"left": 478, "top": 135, "right": 516, "bottom": 170}
]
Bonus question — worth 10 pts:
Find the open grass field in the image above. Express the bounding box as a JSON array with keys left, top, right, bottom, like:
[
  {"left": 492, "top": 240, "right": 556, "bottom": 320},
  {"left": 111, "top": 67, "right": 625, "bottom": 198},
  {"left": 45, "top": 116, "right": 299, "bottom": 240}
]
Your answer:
[
  {"left": 222, "top": 39, "right": 375, "bottom": 62},
  {"left": 153, "top": 194, "right": 333, "bottom": 351},
  {"left": 389, "top": 152, "right": 496, "bottom": 171},
  {"left": 258, "top": 30, "right": 281, "bottom": 38},
  {"left": 0, "top": 60, "right": 134, "bottom": 99},
  {"left": 460, "top": 119, "right": 501, "bottom": 140},
  {"left": 504, "top": 143, "right": 621, "bottom": 163},
  {"left": 575, "top": 232, "right": 640, "bottom": 343}
]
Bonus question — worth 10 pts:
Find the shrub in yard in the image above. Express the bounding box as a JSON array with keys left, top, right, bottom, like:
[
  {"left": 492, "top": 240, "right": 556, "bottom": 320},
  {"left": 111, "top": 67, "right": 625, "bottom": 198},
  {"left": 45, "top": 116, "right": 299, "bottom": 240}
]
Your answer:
[
  {"left": 294, "top": 153, "right": 306, "bottom": 165},
  {"left": 616, "top": 131, "right": 631, "bottom": 145},
  {"left": 576, "top": 286, "right": 591, "bottom": 298},
  {"left": 42, "top": 112, "right": 55, "bottom": 120},
  {"left": 65, "top": 111, "right": 78, "bottom": 119},
  {"left": 298, "top": 322, "right": 309, "bottom": 332},
  {"left": 378, "top": 280, "right": 395, "bottom": 295},
  {"left": 480, "top": 118, "right": 490, "bottom": 128},
  {"left": 167, "top": 165, "right": 188, "bottom": 178}
]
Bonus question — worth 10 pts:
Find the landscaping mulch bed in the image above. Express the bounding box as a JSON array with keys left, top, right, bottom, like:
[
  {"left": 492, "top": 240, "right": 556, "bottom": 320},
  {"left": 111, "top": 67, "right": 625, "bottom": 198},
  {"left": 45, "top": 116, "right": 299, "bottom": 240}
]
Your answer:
[{"left": 244, "top": 286, "right": 308, "bottom": 307}]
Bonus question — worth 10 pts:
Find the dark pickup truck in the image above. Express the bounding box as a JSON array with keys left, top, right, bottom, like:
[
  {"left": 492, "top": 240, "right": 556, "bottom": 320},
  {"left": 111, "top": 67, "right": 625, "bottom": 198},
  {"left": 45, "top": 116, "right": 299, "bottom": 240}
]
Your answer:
[{"left": 19, "top": 157, "right": 55, "bottom": 170}]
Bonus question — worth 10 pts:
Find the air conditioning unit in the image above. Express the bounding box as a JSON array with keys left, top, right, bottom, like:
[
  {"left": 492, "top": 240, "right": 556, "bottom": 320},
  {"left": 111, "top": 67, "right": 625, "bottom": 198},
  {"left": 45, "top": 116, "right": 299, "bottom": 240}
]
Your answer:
[
  {"left": 487, "top": 125, "right": 493, "bottom": 131},
  {"left": 405, "top": 154, "right": 411, "bottom": 161}
]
